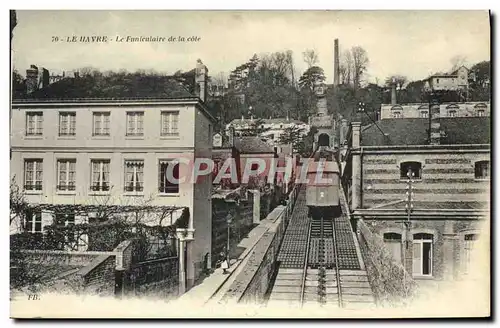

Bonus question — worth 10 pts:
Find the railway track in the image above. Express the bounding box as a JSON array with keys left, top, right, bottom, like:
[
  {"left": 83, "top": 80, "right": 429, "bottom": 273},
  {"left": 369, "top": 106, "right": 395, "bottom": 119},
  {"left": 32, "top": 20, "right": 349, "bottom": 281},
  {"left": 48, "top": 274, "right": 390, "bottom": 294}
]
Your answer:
[
  {"left": 268, "top": 147, "right": 374, "bottom": 308},
  {"left": 297, "top": 214, "right": 374, "bottom": 308}
]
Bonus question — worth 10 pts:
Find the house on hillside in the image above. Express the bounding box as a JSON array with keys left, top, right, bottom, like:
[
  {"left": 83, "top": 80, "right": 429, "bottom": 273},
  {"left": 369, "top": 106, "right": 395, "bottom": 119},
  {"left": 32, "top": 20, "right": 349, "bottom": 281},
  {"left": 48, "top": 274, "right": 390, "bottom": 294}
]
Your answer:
[{"left": 226, "top": 116, "right": 309, "bottom": 150}]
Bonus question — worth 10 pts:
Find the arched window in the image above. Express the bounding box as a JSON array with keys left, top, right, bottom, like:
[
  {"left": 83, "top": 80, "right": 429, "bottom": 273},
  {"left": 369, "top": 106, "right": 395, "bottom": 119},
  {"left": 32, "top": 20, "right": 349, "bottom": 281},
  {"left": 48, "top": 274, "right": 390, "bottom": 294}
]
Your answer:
[
  {"left": 383, "top": 232, "right": 402, "bottom": 263},
  {"left": 392, "top": 111, "right": 402, "bottom": 118},
  {"left": 413, "top": 233, "right": 433, "bottom": 277},
  {"left": 476, "top": 109, "right": 485, "bottom": 117},
  {"left": 400, "top": 161, "right": 422, "bottom": 179},
  {"left": 474, "top": 160, "right": 490, "bottom": 179},
  {"left": 448, "top": 110, "right": 457, "bottom": 117},
  {"left": 419, "top": 111, "right": 428, "bottom": 118}
]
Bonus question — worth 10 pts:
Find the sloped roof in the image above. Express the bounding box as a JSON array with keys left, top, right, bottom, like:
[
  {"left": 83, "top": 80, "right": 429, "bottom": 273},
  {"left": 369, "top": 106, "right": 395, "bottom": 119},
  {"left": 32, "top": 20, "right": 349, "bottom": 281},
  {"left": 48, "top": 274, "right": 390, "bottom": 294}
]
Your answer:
[
  {"left": 229, "top": 118, "right": 306, "bottom": 126},
  {"left": 14, "top": 74, "right": 196, "bottom": 101},
  {"left": 361, "top": 117, "right": 490, "bottom": 146},
  {"left": 234, "top": 136, "right": 275, "bottom": 154}
]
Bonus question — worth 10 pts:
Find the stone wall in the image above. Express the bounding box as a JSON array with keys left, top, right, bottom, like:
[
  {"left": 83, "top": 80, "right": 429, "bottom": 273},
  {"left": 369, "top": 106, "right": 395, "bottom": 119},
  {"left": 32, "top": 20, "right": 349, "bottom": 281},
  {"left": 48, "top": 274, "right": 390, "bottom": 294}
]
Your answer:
[
  {"left": 78, "top": 254, "right": 117, "bottom": 297},
  {"left": 220, "top": 186, "right": 299, "bottom": 303}
]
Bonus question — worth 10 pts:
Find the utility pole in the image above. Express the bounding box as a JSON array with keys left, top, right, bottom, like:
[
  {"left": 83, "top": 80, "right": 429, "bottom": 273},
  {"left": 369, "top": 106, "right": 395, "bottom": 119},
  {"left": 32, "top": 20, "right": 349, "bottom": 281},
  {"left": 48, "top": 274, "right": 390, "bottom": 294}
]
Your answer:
[{"left": 402, "top": 167, "right": 414, "bottom": 298}]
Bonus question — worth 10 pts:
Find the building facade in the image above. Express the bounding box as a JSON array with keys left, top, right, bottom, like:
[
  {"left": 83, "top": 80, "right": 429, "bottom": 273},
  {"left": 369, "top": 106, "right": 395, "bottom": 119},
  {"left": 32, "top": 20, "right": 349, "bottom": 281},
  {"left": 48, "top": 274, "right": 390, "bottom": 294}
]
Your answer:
[
  {"left": 226, "top": 117, "right": 309, "bottom": 147},
  {"left": 341, "top": 116, "right": 490, "bottom": 289},
  {"left": 381, "top": 102, "right": 490, "bottom": 120},
  {"left": 10, "top": 64, "right": 215, "bottom": 290}
]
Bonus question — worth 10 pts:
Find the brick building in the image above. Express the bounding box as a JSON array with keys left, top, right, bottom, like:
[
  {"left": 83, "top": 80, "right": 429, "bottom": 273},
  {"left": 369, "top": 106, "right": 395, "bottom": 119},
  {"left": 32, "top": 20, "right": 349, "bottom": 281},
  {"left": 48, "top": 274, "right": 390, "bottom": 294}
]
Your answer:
[{"left": 341, "top": 115, "right": 490, "bottom": 289}]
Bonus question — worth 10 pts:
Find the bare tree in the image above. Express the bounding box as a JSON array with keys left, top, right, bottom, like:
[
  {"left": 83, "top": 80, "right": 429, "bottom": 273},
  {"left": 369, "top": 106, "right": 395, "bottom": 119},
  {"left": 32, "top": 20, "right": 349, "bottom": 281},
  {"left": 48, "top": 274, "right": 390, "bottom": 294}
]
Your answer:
[
  {"left": 450, "top": 55, "right": 468, "bottom": 72},
  {"left": 385, "top": 75, "right": 408, "bottom": 88},
  {"left": 351, "top": 46, "right": 369, "bottom": 90},
  {"left": 340, "top": 50, "right": 353, "bottom": 86},
  {"left": 303, "top": 49, "right": 319, "bottom": 68}
]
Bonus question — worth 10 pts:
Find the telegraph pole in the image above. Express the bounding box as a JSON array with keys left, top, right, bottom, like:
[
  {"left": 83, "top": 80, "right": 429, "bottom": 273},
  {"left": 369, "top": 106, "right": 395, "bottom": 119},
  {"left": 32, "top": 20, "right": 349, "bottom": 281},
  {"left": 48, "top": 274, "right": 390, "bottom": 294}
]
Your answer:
[{"left": 402, "top": 167, "right": 414, "bottom": 298}]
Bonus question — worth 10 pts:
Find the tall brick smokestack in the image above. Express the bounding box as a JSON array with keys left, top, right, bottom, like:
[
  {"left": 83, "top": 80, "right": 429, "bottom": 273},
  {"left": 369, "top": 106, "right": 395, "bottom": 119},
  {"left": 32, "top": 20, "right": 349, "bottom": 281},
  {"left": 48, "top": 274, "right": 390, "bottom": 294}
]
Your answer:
[
  {"left": 334, "top": 39, "right": 340, "bottom": 86},
  {"left": 391, "top": 80, "right": 397, "bottom": 105}
]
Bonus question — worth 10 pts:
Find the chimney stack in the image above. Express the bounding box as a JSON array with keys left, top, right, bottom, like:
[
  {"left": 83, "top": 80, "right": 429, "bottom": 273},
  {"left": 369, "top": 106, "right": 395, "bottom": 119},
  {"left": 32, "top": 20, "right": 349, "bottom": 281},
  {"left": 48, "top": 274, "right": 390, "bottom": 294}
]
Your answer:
[
  {"left": 26, "top": 65, "right": 39, "bottom": 94},
  {"left": 391, "top": 79, "right": 397, "bottom": 105},
  {"left": 195, "top": 59, "right": 208, "bottom": 103},
  {"left": 40, "top": 68, "right": 50, "bottom": 89},
  {"left": 334, "top": 39, "right": 340, "bottom": 87}
]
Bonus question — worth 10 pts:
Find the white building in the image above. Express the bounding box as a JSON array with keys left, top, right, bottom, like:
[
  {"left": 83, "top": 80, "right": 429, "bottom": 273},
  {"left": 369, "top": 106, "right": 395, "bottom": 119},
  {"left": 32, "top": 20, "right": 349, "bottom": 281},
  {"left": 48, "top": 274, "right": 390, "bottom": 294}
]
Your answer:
[
  {"left": 226, "top": 116, "right": 310, "bottom": 150},
  {"left": 10, "top": 61, "right": 215, "bottom": 291}
]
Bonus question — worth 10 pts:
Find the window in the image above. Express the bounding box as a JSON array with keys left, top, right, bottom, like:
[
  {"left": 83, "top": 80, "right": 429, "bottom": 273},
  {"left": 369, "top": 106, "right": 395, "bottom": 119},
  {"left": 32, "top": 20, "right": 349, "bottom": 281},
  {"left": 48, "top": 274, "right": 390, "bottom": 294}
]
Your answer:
[
  {"left": 476, "top": 110, "right": 485, "bottom": 117},
  {"left": 412, "top": 233, "right": 433, "bottom": 277},
  {"left": 59, "top": 112, "right": 76, "bottom": 136},
  {"left": 474, "top": 161, "right": 489, "bottom": 179},
  {"left": 436, "top": 78, "right": 440, "bottom": 83},
  {"left": 161, "top": 111, "right": 178, "bottom": 136},
  {"left": 26, "top": 211, "right": 42, "bottom": 233},
  {"left": 383, "top": 233, "right": 402, "bottom": 263},
  {"left": 26, "top": 112, "right": 43, "bottom": 136},
  {"left": 93, "top": 112, "right": 110, "bottom": 136},
  {"left": 124, "top": 160, "right": 144, "bottom": 192},
  {"left": 419, "top": 111, "right": 428, "bottom": 118},
  {"left": 462, "top": 233, "right": 478, "bottom": 275},
  {"left": 392, "top": 111, "right": 402, "bottom": 118},
  {"left": 400, "top": 161, "right": 422, "bottom": 179},
  {"left": 126, "top": 112, "right": 144, "bottom": 136},
  {"left": 57, "top": 159, "right": 76, "bottom": 191},
  {"left": 24, "top": 159, "right": 43, "bottom": 191},
  {"left": 448, "top": 110, "right": 457, "bottom": 117},
  {"left": 159, "top": 161, "right": 180, "bottom": 194},
  {"left": 90, "top": 160, "right": 110, "bottom": 192}
]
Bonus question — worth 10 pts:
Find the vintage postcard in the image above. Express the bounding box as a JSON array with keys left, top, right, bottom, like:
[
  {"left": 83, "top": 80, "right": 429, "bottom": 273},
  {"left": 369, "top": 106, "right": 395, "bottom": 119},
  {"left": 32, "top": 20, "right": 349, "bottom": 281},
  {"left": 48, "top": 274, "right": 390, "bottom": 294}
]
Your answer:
[{"left": 9, "top": 10, "right": 491, "bottom": 318}]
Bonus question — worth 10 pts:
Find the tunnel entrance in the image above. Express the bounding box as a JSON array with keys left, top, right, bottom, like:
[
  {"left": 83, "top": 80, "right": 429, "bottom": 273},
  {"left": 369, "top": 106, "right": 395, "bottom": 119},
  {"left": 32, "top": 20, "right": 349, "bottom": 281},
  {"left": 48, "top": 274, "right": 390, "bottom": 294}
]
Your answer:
[{"left": 318, "top": 133, "right": 330, "bottom": 147}]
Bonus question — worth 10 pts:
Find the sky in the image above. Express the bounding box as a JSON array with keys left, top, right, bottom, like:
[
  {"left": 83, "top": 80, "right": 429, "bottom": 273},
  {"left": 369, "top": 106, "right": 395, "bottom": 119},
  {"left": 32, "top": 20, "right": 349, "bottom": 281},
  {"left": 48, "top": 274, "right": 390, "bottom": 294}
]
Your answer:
[{"left": 11, "top": 10, "right": 491, "bottom": 85}]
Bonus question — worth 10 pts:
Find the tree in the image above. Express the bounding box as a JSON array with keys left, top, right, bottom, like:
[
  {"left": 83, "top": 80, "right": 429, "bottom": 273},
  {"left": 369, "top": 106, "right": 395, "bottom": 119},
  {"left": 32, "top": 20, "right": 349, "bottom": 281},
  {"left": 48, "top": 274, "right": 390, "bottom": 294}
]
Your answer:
[
  {"left": 298, "top": 66, "right": 326, "bottom": 120},
  {"left": 298, "top": 66, "right": 326, "bottom": 93},
  {"left": 469, "top": 60, "right": 490, "bottom": 101},
  {"left": 278, "top": 125, "right": 307, "bottom": 153},
  {"left": 12, "top": 70, "right": 26, "bottom": 98},
  {"left": 303, "top": 49, "right": 319, "bottom": 68},
  {"left": 10, "top": 177, "right": 28, "bottom": 227},
  {"left": 385, "top": 75, "right": 408, "bottom": 89},
  {"left": 351, "top": 46, "right": 369, "bottom": 90},
  {"left": 450, "top": 55, "right": 468, "bottom": 72},
  {"left": 339, "top": 50, "right": 353, "bottom": 86}
]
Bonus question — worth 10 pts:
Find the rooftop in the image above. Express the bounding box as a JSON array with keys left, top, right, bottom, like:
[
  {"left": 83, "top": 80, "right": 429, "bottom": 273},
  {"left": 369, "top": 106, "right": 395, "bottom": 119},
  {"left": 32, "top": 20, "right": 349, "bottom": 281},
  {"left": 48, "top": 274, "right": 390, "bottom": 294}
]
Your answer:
[
  {"left": 361, "top": 117, "right": 490, "bottom": 146},
  {"left": 234, "top": 136, "right": 275, "bottom": 154},
  {"left": 13, "top": 74, "right": 197, "bottom": 102},
  {"left": 228, "top": 117, "right": 306, "bottom": 126}
]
